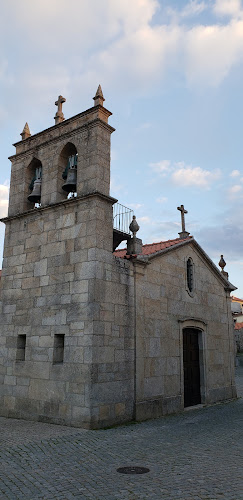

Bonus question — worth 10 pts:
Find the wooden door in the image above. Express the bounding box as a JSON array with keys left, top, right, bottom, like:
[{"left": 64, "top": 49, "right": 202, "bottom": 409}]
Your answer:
[{"left": 183, "top": 328, "right": 201, "bottom": 407}]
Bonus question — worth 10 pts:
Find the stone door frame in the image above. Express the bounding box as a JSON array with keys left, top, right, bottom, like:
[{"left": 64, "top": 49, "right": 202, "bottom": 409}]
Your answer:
[{"left": 178, "top": 319, "right": 208, "bottom": 406}]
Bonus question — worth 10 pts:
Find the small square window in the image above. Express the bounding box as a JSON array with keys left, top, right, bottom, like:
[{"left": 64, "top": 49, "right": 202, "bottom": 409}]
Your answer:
[
  {"left": 16, "top": 335, "right": 26, "bottom": 361},
  {"left": 53, "top": 334, "right": 65, "bottom": 364}
]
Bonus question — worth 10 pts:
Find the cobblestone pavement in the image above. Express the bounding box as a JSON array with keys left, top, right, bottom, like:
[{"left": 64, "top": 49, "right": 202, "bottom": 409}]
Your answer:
[{"left": 0, "top": 362, "right": 243, "bottom": 500}]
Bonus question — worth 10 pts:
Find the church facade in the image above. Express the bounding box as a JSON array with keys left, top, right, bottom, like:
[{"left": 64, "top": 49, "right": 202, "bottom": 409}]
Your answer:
[{"left": 0, "top": 88, "right": 237, "bottom": 428}]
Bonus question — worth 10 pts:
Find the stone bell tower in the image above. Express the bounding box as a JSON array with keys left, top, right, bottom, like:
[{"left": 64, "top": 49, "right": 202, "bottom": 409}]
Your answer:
[{"left": 0, "top": 87, "right": 135, "bottom": 428}]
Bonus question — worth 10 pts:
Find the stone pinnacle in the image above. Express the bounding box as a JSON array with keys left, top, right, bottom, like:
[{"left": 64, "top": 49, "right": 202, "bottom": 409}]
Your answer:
[{"left": 20, "top": 122, "right": 31, "bottom": 140}]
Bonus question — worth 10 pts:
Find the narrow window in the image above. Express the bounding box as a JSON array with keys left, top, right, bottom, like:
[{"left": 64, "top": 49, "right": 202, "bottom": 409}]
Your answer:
[
  {"left": 16, "top": 335, "right": 26, "bottom": 361},
  {"left": 53, "top": 334, "right": 65, "bottom": 364},
  {"left": 187, "top": 258, "right": 193, "bottom": 293}
]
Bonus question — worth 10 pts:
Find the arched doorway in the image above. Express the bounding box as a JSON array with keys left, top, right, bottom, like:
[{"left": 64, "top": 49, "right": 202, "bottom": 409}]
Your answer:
[{"left": 183, "top": 328, "right": 201, "bottom": 407}]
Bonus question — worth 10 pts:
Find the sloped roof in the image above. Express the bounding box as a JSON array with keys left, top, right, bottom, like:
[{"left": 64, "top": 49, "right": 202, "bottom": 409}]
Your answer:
[
  {"left": 114, "top": 236, "right": 192, "bottom": 258},
  {"left": 114, "top": 236, "right": 236, "bottom": 292}
]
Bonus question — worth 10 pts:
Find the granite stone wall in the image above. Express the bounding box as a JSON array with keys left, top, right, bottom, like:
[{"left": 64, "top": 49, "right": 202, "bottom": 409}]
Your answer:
[
  {"left": 133, "top": 244, "right": 236, "bottom": 420},
  {"left": 0, "top": 195, "right": 135, "bottom": 428}
]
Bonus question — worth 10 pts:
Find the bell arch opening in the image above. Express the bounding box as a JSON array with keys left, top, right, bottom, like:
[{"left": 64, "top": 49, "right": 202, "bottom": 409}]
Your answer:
[
  {"left": 57, "top": 142, "right": 78, "bottom": 201},
  {"left": 26, "top": 157, "right": 42, "bottom": 209}
]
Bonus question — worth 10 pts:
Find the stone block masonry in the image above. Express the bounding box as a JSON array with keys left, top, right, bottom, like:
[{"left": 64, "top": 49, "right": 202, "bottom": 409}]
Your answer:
[
  {"left": 0, "top": 87, "right": 237, "bottom": 428},
  {"left": 0, "top": 89, "right": 135, "bottom": 429}
]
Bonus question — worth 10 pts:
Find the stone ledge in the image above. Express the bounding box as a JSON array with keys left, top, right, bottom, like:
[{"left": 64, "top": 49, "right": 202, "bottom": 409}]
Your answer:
[{"left": 0, "top": 191, "right": 118, "bottom": 223}]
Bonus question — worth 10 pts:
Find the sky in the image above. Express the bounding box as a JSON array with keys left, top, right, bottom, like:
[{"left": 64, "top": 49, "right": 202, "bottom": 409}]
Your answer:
[{"left": 0, "top": 0, "right": 243, "bottom": 297}]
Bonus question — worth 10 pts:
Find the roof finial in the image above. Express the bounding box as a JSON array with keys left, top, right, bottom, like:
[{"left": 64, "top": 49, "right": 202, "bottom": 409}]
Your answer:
[
  {"left": 127, "top": 215, "right": 142, "bottom": 255},
  {"left": 93, "top": 84, "right": 105, "bottom": 106},
  {"left": 219, "top": 254, "right": 229, "bottom": 279},
  {"left": 54, "top": 95, "right": 66, "bottom": 125},
  {"left": 20, "top": 122, "right": 31, "bottom": 140},
  {"left": 177, "top": 204, "right": 190, "bottom": 239},
  {"left": 129, "top": 215, "right": 140, "bottom": 238}
]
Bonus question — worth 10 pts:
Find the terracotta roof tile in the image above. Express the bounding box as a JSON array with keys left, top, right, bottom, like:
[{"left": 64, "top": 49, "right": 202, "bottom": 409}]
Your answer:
[
  {"left": 114, "top": 237, "right": 192, "bottom": 258},
  {"left": 231, "top": 296, "right": 243, "bottom": 302},
  {"left": 234, "top": 322, "right": 243, "bottom": 330}
]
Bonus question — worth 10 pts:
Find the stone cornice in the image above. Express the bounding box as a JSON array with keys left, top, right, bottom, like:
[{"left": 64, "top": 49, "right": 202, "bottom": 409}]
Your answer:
[
  {"left": 9, "top": 117, "right": 115, "bottom": 161},
  {"left": 0, "top": 191, "right": 118, "bottom": 224},
  {"left": 13, "top": 105, "right": 112, "bottom": 146}
]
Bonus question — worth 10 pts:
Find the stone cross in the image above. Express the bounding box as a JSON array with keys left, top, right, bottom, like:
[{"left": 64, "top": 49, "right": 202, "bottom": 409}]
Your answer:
[
  {"left": 54, "top": 95, "right": 66, "bottom": 125},
  {"left": 177, "top": 204, "right": 190, "bottom": 239}
]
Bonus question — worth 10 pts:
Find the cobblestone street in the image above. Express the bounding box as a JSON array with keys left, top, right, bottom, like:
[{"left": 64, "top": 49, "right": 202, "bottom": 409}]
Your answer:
[{"left": 0, "top": 359, "right": 242, "bottom": 500}]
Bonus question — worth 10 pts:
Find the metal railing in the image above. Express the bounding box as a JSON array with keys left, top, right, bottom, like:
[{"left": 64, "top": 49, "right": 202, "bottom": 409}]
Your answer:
[{"left": 113, "top": 203, "right": 133, "bottom": 234}]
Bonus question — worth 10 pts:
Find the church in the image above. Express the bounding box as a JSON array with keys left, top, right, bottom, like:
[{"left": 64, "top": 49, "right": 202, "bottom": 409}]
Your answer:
[{"left": 0, "top": 87, "right": 237, "bottom": 429}]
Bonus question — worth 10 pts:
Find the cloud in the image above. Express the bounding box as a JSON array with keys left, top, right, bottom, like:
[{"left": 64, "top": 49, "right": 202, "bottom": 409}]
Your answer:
[
  {"left": 195, "top": 204, "right": 243, "bottom": 263},
  {"left": 181, "top": 1, "right": 207, "bottom": 18},
  {"left": 1, "top": 0, "right": 243, "bottom": 128},
  {"left": 129, "top": 203, "right": 143, "bottom": 210},
  {"left": 138, "top": 216, "right": 151, "bottom": 224},
  {"left": 196, "top": 222, "right": 243, "bottom": 259},
  {"left": 230, "top": 169, "right": 241, "bottom": 177},
  {"left": 213, "top": 0, "right": 242, "bottom": 18},
  {"left": 184, "top": 20, "right": 243, "bottom": 87},
  {"left": 228, "top": 184, "right": 243, "bottom": 199},
  {"left": 150, "top": 160, "right": 171, "bottom": 175},
  {"left": 0, "top": 183, "right": 9, "bottom": 218},
  {"left": 150, "top": 159, "right": 221, "bottom": 189},
  {"left": 172, "top": 165, "right": 221, "bottom": 188}
]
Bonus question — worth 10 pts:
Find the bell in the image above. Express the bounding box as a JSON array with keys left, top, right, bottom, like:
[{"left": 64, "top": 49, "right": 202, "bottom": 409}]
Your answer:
[
  {"left": 28, "top": 177, "right": 41, "bottom": 203},
  {"left": 62, "top": 166, "right": 77, "bottom": 193}
]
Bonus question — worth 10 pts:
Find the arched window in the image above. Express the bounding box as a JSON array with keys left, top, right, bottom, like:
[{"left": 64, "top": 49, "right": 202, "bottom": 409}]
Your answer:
[{"left": 187, "top": 258, "right": 194, "bottom": 293}]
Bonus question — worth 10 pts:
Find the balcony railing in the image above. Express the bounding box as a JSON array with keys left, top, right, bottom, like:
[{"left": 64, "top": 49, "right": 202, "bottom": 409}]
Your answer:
[{"left": 113, "top": 203, "right": 133, "bottom": 235}]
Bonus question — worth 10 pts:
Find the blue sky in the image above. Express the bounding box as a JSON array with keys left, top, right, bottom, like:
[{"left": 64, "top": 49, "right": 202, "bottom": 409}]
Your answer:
[{"left": 0, "top": 0, "right": 243, "bottom": 297}]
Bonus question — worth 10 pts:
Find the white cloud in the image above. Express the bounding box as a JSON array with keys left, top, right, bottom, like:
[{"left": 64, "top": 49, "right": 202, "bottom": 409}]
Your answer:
[
  {"left": 0, "top": 183, "right": 9, "bottom": 218},
  {"left": 172, "top": 165, "right": 221, "bottom": 188},
  {"left": 213, "top": 0, "right": 242, "bottom": 18},
  {"left": 184, "top": 20, "right": 243, "bottom": 87},
  {"left": 150, "top": 159, "right": 221, "bottom": 189},
  {"left": 1, "top": 0, "right": 243, "bottom": 120},
  {"left": 230, "top": 169, "right": 241, "bottom": 176},
  {"left": 228, "top": 184, "right": 243, "bottom": 198},
  {"left": 150, "top": 160, "right": 171, "bottom": 174},
  {"left": 230, "top": 184, "right": 242, "bottom": 192},
  {"left": 129, "top": 203, "right": 143, "bottom": 210}
]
